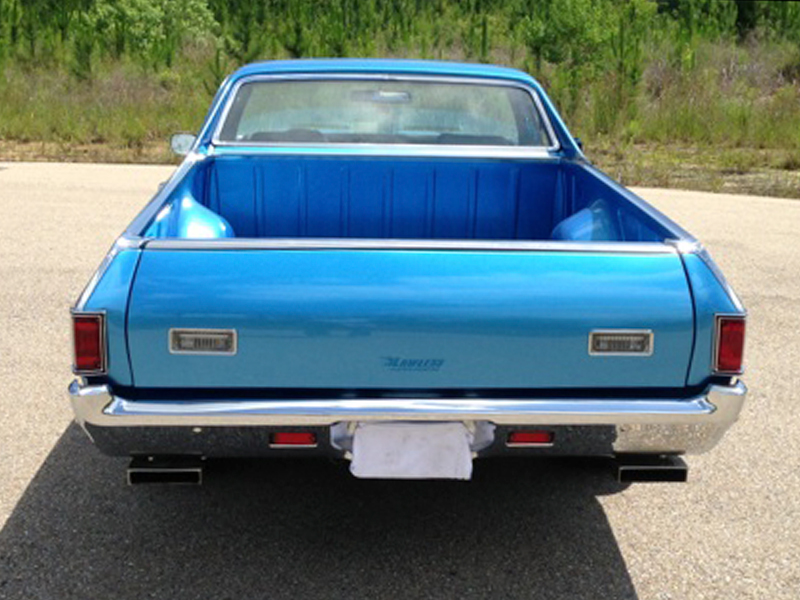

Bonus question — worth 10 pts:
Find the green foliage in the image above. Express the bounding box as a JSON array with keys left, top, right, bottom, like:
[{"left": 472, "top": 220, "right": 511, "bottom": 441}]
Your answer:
[
  {"left": 91, "top": 0, "right": 215, "bottom": 69},
  {"left": 2, "top": 0, "right": 800, "bottom": 156},
  {"left": 70, "top": 12, "right": 94, "bottom": 81}
]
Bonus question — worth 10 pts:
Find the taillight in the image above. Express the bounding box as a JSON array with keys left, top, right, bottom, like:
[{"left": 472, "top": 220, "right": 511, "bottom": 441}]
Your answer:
[
  {"left": 72, "top": 312, "right": 106, "bottom": 374},
  {"left": 714, "top": 316, "right": 745, "bottom": 374}
]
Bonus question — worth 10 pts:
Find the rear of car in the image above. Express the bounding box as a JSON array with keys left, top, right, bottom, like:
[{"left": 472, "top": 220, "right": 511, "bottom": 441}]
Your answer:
[{"left": 69, "top": 60, "right": 747, "bottom": 483}]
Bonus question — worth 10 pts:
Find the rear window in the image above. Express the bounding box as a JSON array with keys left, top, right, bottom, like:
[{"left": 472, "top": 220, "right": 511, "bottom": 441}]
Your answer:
[{"left": 217, "top": 79, "right": 553, "bottom": 147}]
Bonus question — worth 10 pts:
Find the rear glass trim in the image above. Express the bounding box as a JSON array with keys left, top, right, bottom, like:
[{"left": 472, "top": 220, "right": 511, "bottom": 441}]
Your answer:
[{"left": 211, "top": 74, "right": 560, "bottom": 153}]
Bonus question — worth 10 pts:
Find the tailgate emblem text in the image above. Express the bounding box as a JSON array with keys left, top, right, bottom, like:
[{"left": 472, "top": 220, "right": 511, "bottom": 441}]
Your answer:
[{"left": 382, "top": 356, "right": 445, "bottom": 372}]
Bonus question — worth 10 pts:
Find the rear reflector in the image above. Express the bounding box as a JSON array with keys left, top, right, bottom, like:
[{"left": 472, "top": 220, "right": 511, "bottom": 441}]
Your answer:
[
  {"left": 589, "top": 330, "right": 653, "bottom": 356},
  {"left": 270, "top": 432, "right": 317, "bottom": 447},
  {"left": 507, "top": 431, "right": 554, "bottom": 447},
  {"left": 715, "top": 316, "right": 746, "bottom": 374},
  {"left": 72, "top": 313, "right": 106, "bottom": 374},
  {"left": 170, "top": 329, "right": 237, "bottom": 355}
]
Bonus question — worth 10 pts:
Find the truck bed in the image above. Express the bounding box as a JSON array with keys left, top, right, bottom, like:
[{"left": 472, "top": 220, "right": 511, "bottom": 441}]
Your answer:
[{"left": 144, "top": 154, "right": 679, "bottom": 243}]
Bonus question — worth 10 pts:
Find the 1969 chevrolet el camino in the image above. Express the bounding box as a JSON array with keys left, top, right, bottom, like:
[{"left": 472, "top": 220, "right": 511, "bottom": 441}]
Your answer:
[{"left": 69, "top": 59, "right": 747, "bottom": 484}]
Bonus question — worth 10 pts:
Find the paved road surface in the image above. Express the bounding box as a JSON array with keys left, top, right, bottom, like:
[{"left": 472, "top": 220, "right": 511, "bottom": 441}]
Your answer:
[{"left": 0, "top": 162, "right": 797, "bottom": 599}]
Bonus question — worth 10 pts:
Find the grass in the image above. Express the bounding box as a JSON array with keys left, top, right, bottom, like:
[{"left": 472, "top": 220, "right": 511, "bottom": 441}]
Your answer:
[
  {"left": 2, "top": 37, "right": 800, "bottom": 199},
  {"left": 0, "top": 62, "right": 209, "bottom": 150},
  {"left": 591, "top": 142, "right": 800, "bottom": 199}
]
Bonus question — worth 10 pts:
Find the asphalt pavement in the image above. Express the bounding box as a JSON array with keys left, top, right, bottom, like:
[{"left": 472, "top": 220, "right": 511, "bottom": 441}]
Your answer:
[{"left": 0, "top": 162, "right": 797, "bottom": 599}]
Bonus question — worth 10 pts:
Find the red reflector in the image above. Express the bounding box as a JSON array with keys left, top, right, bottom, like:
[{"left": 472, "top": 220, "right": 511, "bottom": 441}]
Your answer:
[
  {"left": 716, "top": 317, "right": 746, "bottom": 374},
  {"left": 507, "top": 431, "right": 554, "bottom": 446},
  {"left": 271, "top": 432, "right": 317, "bottom": 447},
  {"left": 73, "top": 314, "right": 105, "bottom": 373}
]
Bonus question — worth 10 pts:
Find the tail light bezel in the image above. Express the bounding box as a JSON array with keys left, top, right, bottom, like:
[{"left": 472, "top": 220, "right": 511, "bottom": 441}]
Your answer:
[
  {"left": 71, "top": 310, "right": 108, "bottom": 376},
  {"left": 713, "top": 314, "right": 746, "bottom": 376}
]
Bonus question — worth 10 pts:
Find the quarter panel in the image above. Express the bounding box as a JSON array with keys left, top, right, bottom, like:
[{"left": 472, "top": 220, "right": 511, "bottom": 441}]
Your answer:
[
  {"left": 682, "top": 251, "right": 745, "bottom": 385},
  {"left": 81, "top": 249, "right": 141, "bottom": 386}
]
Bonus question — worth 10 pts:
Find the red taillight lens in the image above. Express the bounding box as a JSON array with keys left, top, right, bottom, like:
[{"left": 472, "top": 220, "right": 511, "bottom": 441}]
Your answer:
[
  {"left": 507, "top": 431, "right": 554, "bottom": 446},
  {"left": 270, "top": 432, "right": 317, "bottom": 447},
  {"left": 73, "top": 313, "right": 105, "bottom": 374},
  {"left": 715, "top": 316, "right": 746, "bottom": 374}
]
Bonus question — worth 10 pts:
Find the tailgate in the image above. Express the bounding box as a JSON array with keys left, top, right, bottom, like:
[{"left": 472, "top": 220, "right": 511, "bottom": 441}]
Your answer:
[{"left": 127, "top": 248, "right": 693, "bottom": 389}]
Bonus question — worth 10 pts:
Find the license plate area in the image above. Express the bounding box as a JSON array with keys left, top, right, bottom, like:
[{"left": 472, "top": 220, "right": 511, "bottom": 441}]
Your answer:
[{"left": 349, "top": 422, "right": 474, "bottom": 480}]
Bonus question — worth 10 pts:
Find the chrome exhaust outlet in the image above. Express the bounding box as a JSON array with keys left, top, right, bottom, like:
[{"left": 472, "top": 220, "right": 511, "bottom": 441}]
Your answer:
[
  {"left": 127, "top": 456, "right": 204, "bottom": 485},
  {"left": 615, "top": 454, "right": 688, "bottom": 483}
]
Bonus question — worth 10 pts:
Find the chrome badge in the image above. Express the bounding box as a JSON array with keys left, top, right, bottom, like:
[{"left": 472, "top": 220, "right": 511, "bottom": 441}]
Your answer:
[
  {"left": 169, "top": 329, "right": 237, "bottom": 355},
  {"left": 589, "top": 330, "right": 653, "bottom": 356}
]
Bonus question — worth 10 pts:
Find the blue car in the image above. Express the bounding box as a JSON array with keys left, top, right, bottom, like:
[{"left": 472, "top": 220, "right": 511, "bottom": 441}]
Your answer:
[{"left": 69, "top": 59, "right": 746, "bottom": 484}]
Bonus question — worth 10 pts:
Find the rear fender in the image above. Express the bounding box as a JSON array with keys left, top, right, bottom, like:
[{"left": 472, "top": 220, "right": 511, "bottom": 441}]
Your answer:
[
  {"left": 682, "top": 248, "right": 746, "bottom": 386},
  {"left": 76, "top": 246, "right": 142, "bottom": 386}
]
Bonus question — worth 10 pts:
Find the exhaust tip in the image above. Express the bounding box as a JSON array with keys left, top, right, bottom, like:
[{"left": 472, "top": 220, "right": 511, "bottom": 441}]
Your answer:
[
  {"left": 127, "top": 456, "right": 204, "bottom": 485},
  {"left": 615, "top": 454, "right": 688, "bottom": 483}
]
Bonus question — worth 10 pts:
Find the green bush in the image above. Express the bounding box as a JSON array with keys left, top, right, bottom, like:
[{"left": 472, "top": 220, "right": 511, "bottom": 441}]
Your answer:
[{"left": 2, "top": 0, "right": 800, "bottom": 154}]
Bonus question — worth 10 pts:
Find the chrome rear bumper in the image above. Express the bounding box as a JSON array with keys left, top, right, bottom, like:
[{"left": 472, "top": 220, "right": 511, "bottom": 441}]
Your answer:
[{"left": 68, "top": 380, "right": 747, "bottom": 457}]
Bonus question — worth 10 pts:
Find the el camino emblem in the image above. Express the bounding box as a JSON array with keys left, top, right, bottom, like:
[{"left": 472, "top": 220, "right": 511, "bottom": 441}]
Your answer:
[
  {"left": 589, "top": 330, "right": 653, "bottom": 356},
  {"left": 170, "top": 329, "right": 237, "bottom": 355},
  {"left": 382, "top": 357, "right": 445, "bottom": 372}
]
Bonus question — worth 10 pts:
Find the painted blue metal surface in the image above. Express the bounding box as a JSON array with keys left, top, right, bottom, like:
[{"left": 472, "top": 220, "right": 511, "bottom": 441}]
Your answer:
[
  {"left": 145, "top": 154, "right": 678, "bottom": 243},
  {"left": 127, "top": 249, "right": 694, "bottom": 389},
  {"left": 231, "top": 59, "right": 544, "bottom": 84},
  {"left": 550, "top": 201, "right": 618, "bottom": 241},
  {"left": 205, "top": 155, "right": 559, "bottom": 240},
  {"left": 682, "top": 250, "right": 743, "bottom": 385},
  {"left": 81, "top": 249, "right": 141, "bottom": 386},
  {"left": 563, "top": 163, "right": 685, "bottom": 242},
  {"left": 145, "top": 195, "right": 234, "bottom": 239}
]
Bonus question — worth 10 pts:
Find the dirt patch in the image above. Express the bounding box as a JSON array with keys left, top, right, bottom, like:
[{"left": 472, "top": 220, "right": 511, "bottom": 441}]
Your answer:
[
  {"left": 0, "top": 140, "right": 176, "bottom": 165},
  {"left": 591, "top": 143, "right": 800, "bottom": 199}
]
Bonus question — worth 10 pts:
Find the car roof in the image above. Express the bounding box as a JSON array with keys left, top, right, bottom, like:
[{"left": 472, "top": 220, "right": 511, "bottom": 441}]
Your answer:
[{"left": 230, "top": 59, "right": 538, "bottom": 87}]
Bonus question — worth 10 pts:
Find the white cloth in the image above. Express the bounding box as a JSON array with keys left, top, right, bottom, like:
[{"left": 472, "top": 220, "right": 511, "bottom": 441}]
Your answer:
[{"left": 350, "top": 422, "right": 473, "bottom": 480}]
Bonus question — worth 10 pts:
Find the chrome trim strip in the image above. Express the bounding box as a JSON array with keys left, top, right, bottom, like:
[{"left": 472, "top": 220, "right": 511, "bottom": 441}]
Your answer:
[
  {"left": 210, "top": 73, "right": 560, "bottom": 154},
  {"left": 268, "top": 444, "right": 319, "bottom": 450},
  {"left": 506, "top": 441, "right": 555, "bottom": 449},
  {"left": 666, "top": 239, "right": 702, "bottom": 255},
  {"left": 210, "top": 144, "right": 558, "bottom": 160},
  {"left": 712, "top": 314, "right": 746, "bottom": 375},
  {"left": 143, "top": 238, "right": 675, "bottom": 254},
  {"left": 69, "top": 310, "right": 107, "bottom": 376},
  {"left": 70, "top": 380, "right": 745, "bottom": 428},
  {"left": 588, "top": 329, "right": 654, "bottom": 357}
]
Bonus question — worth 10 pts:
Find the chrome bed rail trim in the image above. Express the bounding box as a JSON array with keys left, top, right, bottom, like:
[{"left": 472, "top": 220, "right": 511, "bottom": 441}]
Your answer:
[
  {"left": 210, "top": 144, "right": 559, "bottom": 159},
  {"left": 70, "top": 380, "right": 746, "bottom": 455},
  {"left": 142, "top": 238, "right": 676, "bottom": 253}
]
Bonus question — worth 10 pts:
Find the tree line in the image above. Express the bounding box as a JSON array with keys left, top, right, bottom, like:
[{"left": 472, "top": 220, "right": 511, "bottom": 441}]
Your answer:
[{"left": 2, "top": 0, "right": 800, "bottom": 149}]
